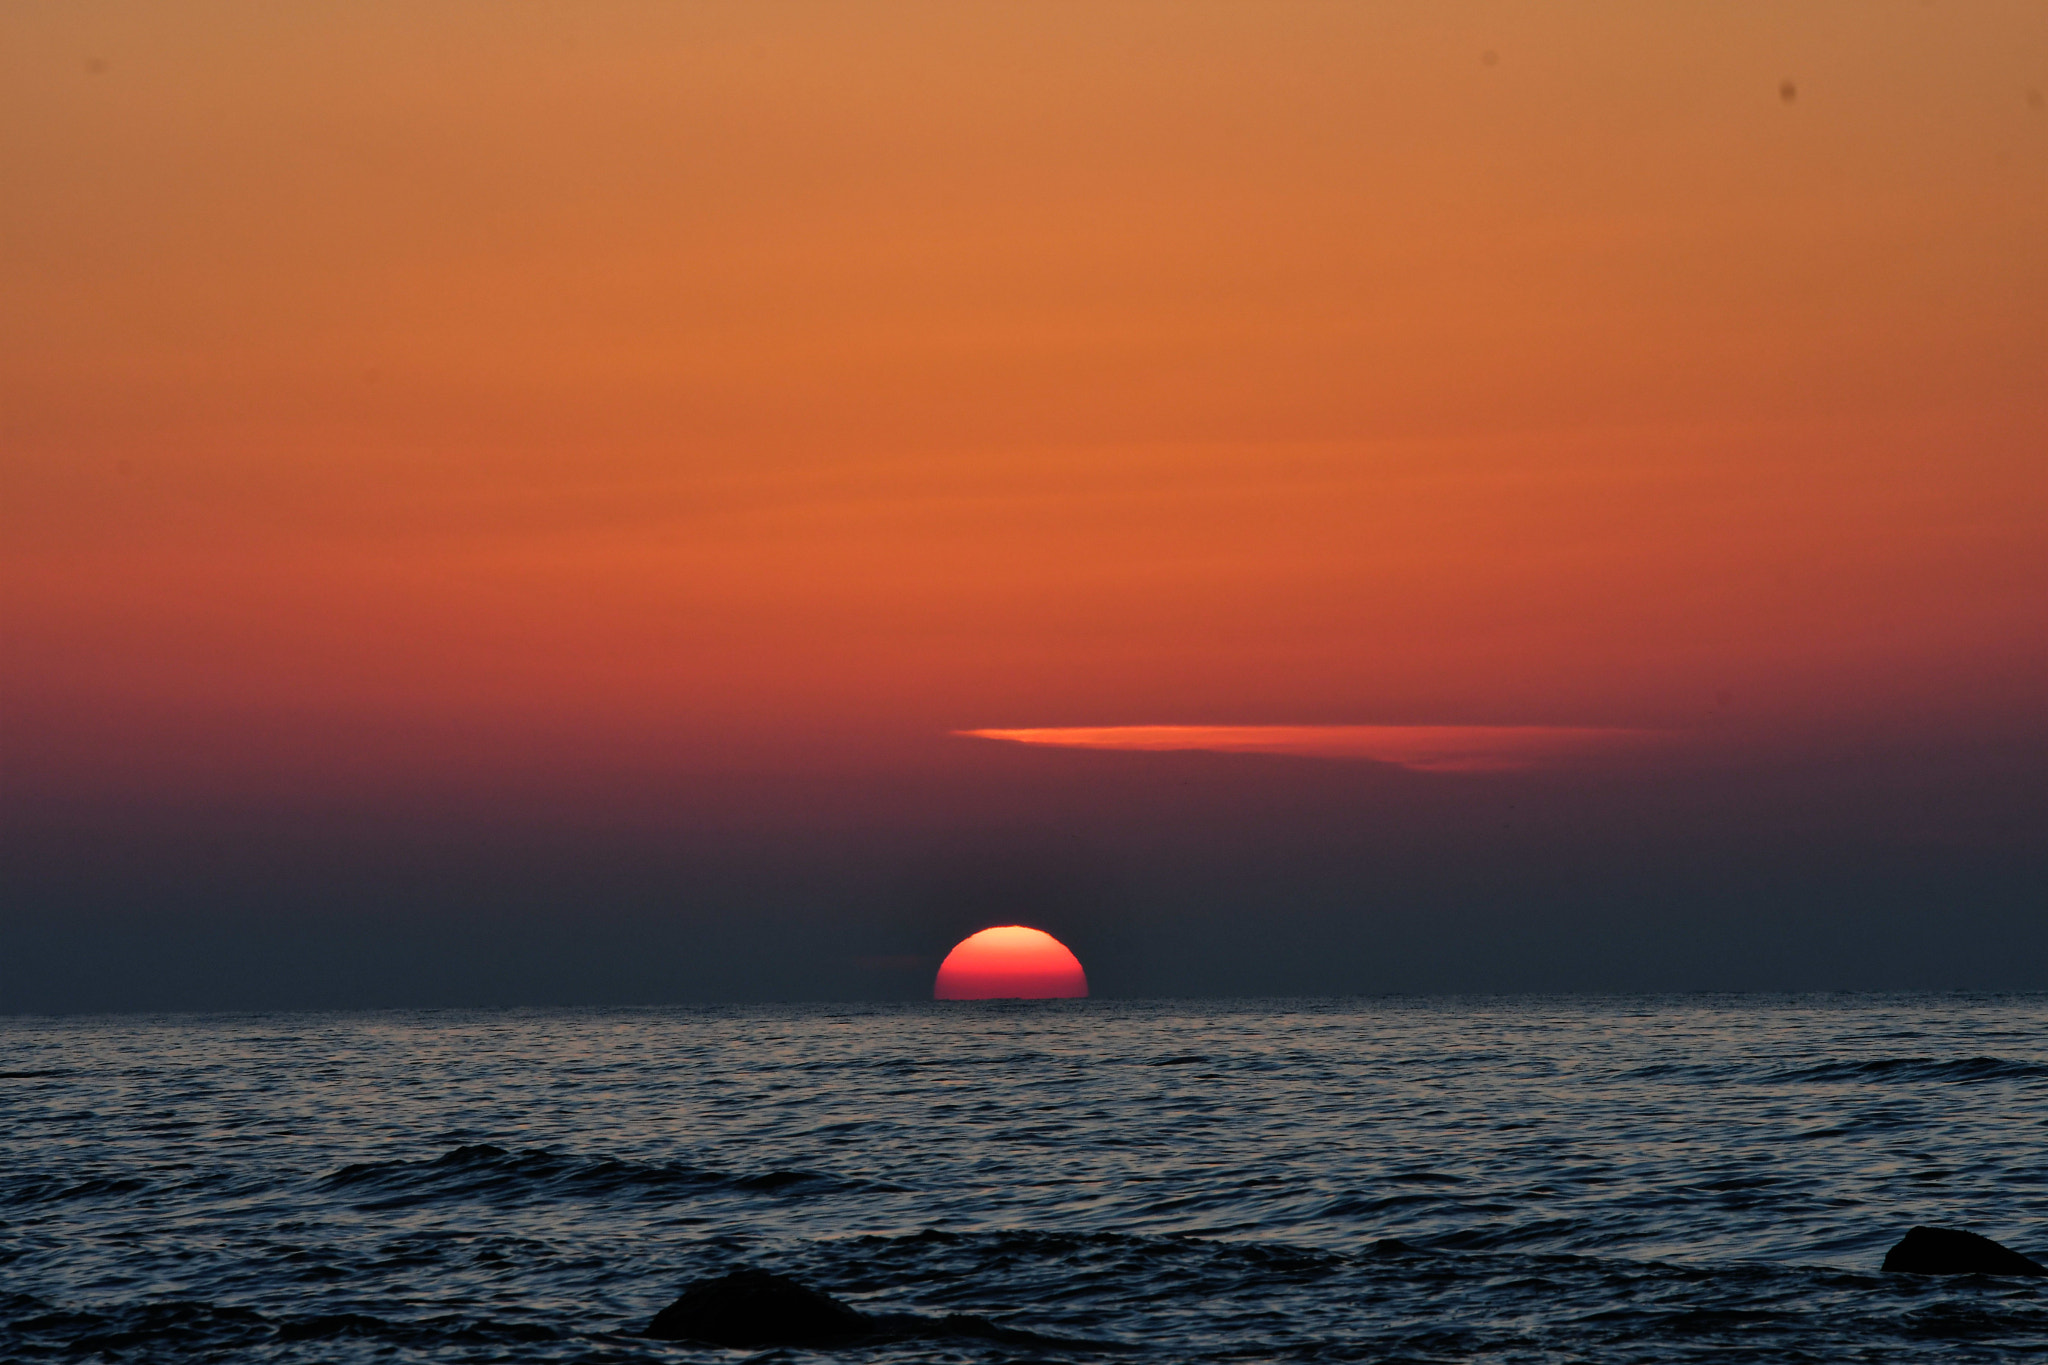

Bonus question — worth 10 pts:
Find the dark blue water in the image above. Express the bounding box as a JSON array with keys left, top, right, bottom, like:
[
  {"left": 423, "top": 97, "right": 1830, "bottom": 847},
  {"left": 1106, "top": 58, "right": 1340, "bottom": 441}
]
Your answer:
[{"left": 4, "top": 997, "right": 2045, "bottom": 1361}]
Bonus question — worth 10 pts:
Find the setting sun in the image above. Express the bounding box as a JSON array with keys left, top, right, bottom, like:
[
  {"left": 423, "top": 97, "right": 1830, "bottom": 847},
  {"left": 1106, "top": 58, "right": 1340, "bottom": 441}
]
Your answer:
[{"left": 933, "top": 927, "right": 1088, "bottom": 1001}]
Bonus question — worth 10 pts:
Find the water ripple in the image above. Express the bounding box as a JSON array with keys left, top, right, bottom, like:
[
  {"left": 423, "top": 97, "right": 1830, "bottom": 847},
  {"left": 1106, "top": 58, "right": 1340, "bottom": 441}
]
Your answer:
[{"left": 2, "top": 996, "right": 2045, "bottom": 1361}]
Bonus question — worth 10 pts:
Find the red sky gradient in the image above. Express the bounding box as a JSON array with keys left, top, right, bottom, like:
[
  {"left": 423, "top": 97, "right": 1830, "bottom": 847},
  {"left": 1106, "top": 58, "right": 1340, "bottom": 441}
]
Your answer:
[{"left": 3, "top": 1, "right": 2044, "bottom": 802}]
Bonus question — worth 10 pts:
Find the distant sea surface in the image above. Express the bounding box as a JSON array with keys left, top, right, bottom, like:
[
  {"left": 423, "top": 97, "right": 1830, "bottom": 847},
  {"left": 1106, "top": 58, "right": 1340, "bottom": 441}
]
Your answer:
[{"left": 4, "top": 997, "right": 2046, "bottom": 1362}]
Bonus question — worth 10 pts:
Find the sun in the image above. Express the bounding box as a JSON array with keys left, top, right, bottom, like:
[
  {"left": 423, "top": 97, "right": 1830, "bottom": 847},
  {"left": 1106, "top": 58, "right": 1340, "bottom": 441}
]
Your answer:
[{"left": 933, "top": 926, "right": 1088, "bottom": 1000}]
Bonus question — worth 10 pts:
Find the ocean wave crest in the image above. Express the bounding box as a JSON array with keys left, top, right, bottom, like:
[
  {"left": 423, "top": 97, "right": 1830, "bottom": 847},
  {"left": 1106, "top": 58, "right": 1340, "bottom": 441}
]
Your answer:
[{"left": 320, "top": 1143, "right": 894, "bottom": 1208}]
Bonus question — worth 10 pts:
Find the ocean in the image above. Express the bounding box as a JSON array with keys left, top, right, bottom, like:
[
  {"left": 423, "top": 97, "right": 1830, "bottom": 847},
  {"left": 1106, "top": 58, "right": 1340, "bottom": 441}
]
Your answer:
[{"left": 3, "top": 996, "right": 2044, "bottom": 1361}]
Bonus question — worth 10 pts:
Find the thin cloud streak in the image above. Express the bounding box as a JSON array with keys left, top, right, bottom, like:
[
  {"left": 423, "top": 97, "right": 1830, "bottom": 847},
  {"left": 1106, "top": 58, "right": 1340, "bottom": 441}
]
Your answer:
[{"left": 956, "top": 725, "right": 1673, "bottom": 773}]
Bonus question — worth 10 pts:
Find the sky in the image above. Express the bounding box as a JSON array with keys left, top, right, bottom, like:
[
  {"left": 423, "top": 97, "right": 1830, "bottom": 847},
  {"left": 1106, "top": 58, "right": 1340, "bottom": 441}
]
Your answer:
[{"left": 3, "top": 2, "right": 2044, "bottom": 1010}]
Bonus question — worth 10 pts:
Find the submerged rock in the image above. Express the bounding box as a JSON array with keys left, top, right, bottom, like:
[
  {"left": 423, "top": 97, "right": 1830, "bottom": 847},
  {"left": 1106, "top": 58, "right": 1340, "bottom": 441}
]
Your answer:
[
  {"left": 646, "top": 1267, "right": 1121, "bottom": 1352},
  {"left": 645, "top": 1268, "right": 872, "bottom": 1347},
  {"left": 1882, "top": 1226, "right": 2047, "bottom": 1277}
]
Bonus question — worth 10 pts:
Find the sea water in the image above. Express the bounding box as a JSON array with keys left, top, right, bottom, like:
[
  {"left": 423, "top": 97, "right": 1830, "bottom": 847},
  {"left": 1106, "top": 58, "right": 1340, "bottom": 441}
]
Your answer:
[{"left": 2, "top": 997, "right": 2044, "bottom": 1361}]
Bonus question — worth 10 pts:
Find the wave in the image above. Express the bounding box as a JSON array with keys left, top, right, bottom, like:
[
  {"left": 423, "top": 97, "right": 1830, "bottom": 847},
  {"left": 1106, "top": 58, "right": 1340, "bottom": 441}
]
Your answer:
[
  {"left": 841, "top": 1226, "right": 1354, "bottom": 1278},
  {"left": 320, "top": 1142, "right": 895, "bottom": 1208},
  {"left": 0, "top": 1174, "right": 149, "bottom": 1206},
  {"left": 1618, "top": 1056, "right": 2048, "bottom": 1085},
  {"left": 1616, "top": 1062, "right": 1729, "bottom": 1082},
  {"left": 3, "top": 1299, "right": 559, "bottom": 1355},
  {"left": 1771, "top": 1056, "right": 2048, "bottom": 1085},
  {"left": 1321, "top": 1192, "right": 1456, "bottom": 1217},
  {"left": 9, "top": 1288, "right": 1113, "bottom": 1357}
]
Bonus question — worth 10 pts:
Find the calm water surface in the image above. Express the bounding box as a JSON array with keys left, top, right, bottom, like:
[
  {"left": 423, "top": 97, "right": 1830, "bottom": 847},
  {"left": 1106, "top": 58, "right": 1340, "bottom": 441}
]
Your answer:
[{"left": 3, "top": 997, "right": 2045, "bottom": 1361}]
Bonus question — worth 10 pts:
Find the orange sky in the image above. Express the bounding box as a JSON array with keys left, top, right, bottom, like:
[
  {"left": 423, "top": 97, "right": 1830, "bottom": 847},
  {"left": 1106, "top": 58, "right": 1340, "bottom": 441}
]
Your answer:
[{"left": 4, "top": 2, "right": 2044, "bottom": 797}]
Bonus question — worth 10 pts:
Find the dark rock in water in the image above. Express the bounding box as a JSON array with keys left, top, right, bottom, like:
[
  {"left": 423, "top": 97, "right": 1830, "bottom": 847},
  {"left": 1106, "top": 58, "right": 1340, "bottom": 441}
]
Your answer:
[
  {"left": 1882, "top": 1226, "right": 2047, "bottom": 1277},
  {"left": 646, "top": 1266, "right": 1124, "bottom": 1352},
  {"left": 646, "top": 1268, "right": 873, "bottom": 1347}
]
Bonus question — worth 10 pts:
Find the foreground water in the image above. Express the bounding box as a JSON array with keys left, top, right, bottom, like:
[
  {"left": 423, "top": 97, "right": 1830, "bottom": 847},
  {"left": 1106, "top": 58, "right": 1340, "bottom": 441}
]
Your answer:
[{"left": 3, "top": 997, "right": 2045, "bottom": 1362}]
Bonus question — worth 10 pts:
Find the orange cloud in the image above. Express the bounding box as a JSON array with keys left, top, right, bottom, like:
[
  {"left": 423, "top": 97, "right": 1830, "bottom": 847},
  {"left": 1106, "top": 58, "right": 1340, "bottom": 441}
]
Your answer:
[{"left": 957, "top": 725, "right": 1672, "bottom": 773}]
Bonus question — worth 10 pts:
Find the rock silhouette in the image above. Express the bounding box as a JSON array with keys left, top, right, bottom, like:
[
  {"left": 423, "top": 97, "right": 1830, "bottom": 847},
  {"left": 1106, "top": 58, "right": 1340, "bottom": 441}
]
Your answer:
[
  {"left": 645, "top": 1267, "right": 1112, "bottom": 1350},
  {"left": 1882, "top": 1226, "right": 2046, "bottom": 1277},
  {"left": 646, "top": 1268, "right": 871, "bottom": 1347}
]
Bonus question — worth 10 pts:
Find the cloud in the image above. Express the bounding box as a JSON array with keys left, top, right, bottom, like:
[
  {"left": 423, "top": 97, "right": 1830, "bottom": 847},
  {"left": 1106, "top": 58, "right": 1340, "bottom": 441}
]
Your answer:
[{"left": 955, "top": 725, "right": 1670, "bottom": 773}]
